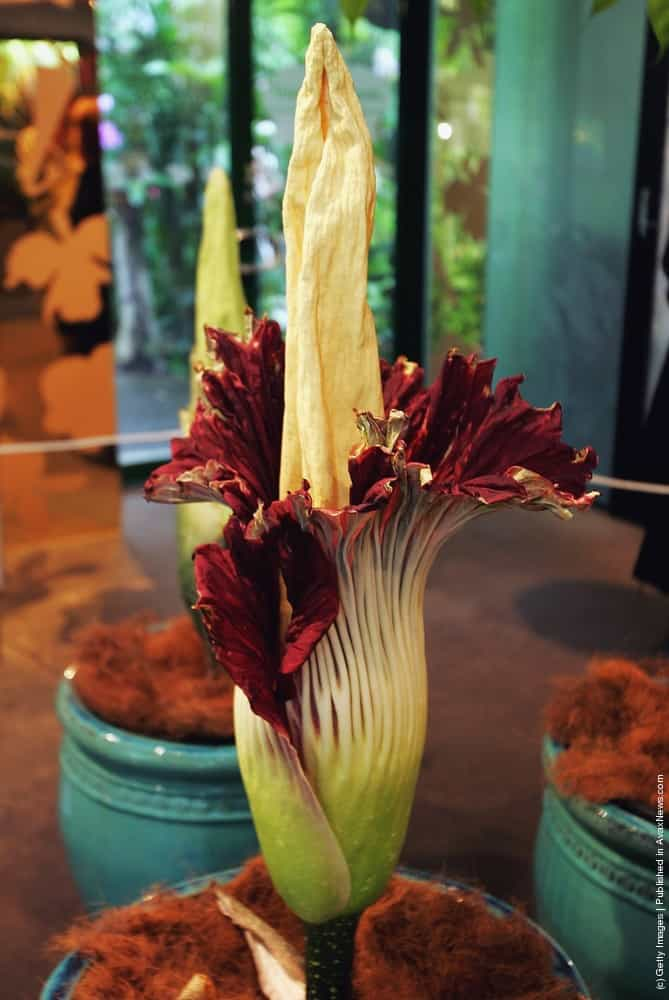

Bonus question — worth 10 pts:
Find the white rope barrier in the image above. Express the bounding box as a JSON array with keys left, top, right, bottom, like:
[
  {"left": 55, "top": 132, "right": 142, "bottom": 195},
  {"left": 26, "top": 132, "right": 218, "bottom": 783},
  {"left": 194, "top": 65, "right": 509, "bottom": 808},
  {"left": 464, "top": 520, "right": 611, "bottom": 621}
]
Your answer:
[
  {"left": 1, "top": 434, "right": 669, "bottom": 496},
  {"left": 0, "top": 429, "right": 179, "bottom": 456},
  {"left": 589, "top": 474, "right": 669, "bottom": 496}
]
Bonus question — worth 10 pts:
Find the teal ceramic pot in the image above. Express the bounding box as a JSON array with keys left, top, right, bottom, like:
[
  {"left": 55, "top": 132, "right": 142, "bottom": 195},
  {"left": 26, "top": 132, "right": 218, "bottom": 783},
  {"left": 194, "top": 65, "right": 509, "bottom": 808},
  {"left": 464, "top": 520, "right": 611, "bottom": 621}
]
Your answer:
[
  {"left": 41, "top": 867, "right": 591, "bottom": 999},
  {"left": 535, "top": 736, "right": 665, "bottom": 1000},
  {"left": 57, "top": 677, "right": 257, "bottom": 909}
]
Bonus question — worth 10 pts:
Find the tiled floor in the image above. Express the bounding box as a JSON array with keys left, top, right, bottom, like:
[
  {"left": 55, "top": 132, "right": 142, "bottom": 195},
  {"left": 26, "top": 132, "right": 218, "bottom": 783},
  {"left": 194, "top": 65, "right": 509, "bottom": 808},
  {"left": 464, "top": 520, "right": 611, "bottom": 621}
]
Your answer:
[{"left": 2, "top": 492, "right": 667, "bottom": 998}]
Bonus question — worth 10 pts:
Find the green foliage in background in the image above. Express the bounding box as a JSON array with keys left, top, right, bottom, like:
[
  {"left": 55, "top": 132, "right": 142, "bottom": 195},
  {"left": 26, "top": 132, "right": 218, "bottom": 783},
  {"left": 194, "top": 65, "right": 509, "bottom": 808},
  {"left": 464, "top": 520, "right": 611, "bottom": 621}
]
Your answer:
[
  {"left": 647, "top": 0, "right": 669, "bottom": 52},
  {"left": 96, "top": 0, "right": 227, "bottom": 373},
  {"left": 431, "top": 213, "right": 486, "bottom": 350},
  {"left": 430, "top": 0, "right": 494, "bottom": 364},
  {"left": 99, "top": 0, "right": 398, "bottom": 365},
  {"left": 341, "top": 0, "right": 369, "bottom": 26}
]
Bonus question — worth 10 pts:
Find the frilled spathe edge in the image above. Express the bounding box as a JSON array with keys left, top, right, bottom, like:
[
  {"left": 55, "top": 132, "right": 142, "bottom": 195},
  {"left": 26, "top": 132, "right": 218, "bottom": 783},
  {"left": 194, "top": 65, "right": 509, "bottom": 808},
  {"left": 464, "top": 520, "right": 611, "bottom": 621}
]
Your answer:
[
  {"left": 193, "top": 491, "right": 339, "bottom": 738},
  {"left": 370, "top": 350, "right": 598, "bottom": 510},
  {"left": 146, "top": 334, "right": 597, "bottom": 522},
  {"left": 349, "top": 433, "right": 598, "bottom": 518},
  {"left": 145, "top": 317, "right": 284, "bottom": 521}
]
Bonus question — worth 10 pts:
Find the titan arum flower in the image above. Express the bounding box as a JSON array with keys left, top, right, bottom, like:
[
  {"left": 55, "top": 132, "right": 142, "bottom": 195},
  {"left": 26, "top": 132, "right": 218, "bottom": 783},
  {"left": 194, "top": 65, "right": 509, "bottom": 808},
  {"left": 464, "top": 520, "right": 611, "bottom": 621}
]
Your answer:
[{"left": 146, "top": 23, "right": 597, "bottom": 999}]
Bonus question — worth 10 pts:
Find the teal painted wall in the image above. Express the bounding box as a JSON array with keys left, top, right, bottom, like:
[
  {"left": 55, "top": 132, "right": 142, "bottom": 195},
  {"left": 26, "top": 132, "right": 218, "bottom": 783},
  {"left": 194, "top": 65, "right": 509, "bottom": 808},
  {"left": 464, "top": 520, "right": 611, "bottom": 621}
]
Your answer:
[{"left": 484, "top": 0, "right": 646, "bottom": 473}]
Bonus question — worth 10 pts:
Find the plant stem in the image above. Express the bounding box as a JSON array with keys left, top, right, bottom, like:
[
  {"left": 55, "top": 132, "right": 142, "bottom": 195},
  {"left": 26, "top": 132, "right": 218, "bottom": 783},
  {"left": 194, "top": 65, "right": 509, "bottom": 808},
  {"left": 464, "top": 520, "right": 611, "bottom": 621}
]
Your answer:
[{"left": 305, "top": 914, "right": 359, "bottom": 999}]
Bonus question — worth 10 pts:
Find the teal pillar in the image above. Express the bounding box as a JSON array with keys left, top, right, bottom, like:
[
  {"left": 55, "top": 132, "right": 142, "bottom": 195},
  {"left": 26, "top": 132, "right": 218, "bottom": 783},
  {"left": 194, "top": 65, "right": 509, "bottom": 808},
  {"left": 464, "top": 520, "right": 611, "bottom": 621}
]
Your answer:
[{"left": 484, "top": 0, "right": 646, "bottom": 474}]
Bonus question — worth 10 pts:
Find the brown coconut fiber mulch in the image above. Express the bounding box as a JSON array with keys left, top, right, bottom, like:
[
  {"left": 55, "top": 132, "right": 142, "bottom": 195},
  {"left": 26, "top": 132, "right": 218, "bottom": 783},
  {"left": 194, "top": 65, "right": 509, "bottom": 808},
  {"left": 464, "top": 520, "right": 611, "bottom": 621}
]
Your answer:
[
  {"left": 71, "top": 615, "right": 234, "bottom": 743},
  {"left": 545, "top": 656, "right": 669, "bottom": 809},
  {"left": 51, "top": 857, "right": 582, "bottom": 1000}
]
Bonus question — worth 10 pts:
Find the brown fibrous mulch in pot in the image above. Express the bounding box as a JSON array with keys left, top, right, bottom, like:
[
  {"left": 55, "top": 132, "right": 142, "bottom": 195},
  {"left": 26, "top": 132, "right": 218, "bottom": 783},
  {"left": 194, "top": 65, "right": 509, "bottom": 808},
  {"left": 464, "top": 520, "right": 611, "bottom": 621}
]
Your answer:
[
  {"left": 545, "top": 656, "right": 669, "bottom": 808},
  {"left": 71, "top": 615, "right": 234, "bottom": 743},
  {"left": 51, "top": 857, "right": 583, "bottom": 1000}
]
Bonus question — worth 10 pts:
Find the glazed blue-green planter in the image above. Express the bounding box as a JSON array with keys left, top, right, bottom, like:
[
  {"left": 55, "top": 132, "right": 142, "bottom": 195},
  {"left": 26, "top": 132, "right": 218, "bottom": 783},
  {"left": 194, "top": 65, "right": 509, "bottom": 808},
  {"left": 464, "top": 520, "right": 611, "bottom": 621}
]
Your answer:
[
  {"left": 41, "top": 866, "right": 591, "bottom": 999},
  {"left": 535, "top": 736, "right": 665, "bottom": 1000},
  {"left": 57, "top": 676, "right": 257, "bottom": 909}
]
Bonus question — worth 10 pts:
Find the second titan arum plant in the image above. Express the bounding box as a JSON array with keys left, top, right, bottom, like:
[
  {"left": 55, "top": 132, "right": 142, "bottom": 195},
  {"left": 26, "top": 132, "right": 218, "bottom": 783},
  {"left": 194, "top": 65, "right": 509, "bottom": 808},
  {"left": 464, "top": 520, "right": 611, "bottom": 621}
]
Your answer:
[{"left": 146, "top": 24, "right": 597, "bottom": 999}]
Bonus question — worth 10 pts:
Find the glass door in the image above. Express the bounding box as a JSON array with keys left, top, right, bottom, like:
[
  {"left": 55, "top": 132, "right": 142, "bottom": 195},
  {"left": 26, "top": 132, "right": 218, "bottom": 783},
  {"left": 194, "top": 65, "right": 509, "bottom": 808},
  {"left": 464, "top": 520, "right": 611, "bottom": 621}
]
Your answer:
[{"left": 95, "top": 0, "right": 228, "bottom": 464}]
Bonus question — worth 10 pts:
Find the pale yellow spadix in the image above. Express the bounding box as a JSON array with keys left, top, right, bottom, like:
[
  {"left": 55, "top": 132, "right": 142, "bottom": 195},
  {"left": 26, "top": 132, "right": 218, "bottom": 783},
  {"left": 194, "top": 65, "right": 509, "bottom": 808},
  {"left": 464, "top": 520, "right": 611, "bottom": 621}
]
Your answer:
[
  {"left": 182, "top": 165, "right": 247, "bottom": 429},
  {"left": 280, "top": 22, "right": 383, "bottom": 510}
]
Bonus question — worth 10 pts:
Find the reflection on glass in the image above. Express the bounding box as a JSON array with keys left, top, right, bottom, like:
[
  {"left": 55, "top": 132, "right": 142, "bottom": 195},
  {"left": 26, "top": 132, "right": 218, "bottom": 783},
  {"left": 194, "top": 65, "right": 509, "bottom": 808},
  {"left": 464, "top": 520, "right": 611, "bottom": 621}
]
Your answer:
[
  {"left": 0, "top": 38, "right": 120, "bottom": 545},
  {"left": 252, "top": 2, "right": 399, "bottom": 356},
  {"left": 429, "top": 0, "right": 494, "bottom": 375},
  {"left": 95, "top": 0, "right": 227, "bottom": 462}
]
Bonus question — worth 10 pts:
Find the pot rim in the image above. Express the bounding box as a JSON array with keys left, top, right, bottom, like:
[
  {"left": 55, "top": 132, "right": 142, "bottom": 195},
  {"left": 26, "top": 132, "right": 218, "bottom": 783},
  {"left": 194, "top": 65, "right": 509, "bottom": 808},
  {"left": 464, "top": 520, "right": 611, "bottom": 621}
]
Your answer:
[
  {"left": 41, "top": 866, "right": 591, "bottom": 999},
  {"left": 57, "top": 675, "right": 239, "bottom": 777},
  {"left": 542, "top": 735, "right": 665, "bottom": 855}
]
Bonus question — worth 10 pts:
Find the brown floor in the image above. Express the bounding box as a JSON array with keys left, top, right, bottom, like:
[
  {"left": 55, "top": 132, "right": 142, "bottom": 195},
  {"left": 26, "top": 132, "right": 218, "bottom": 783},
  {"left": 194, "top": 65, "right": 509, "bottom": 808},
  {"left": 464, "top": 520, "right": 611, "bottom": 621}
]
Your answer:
[{"left": 2, "top": 492, "right": 667, "bottom": 998}]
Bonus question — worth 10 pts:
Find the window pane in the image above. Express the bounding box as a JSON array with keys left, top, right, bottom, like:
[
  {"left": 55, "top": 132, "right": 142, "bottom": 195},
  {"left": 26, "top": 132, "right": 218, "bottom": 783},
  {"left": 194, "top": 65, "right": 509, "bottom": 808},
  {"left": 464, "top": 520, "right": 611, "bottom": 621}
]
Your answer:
[
  {"left": 96, "top": 0, "right": 228, "bottom": 464},
  {"left": 429, "top": 0, "right": 494, "bottom": 375}
]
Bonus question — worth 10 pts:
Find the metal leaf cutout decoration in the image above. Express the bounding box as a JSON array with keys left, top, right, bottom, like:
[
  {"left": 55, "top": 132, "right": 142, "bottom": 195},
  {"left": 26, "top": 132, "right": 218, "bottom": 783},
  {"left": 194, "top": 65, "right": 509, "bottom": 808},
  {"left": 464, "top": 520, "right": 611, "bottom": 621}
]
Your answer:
[
  {"left": 4, "top": 64, "right": 111, "bottom": 326},
  {"left": 4, "top": 216, "right": 111, "bottom": 326}
]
